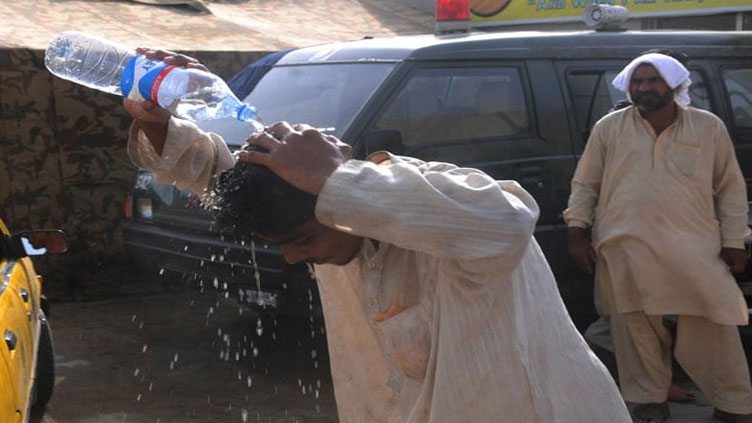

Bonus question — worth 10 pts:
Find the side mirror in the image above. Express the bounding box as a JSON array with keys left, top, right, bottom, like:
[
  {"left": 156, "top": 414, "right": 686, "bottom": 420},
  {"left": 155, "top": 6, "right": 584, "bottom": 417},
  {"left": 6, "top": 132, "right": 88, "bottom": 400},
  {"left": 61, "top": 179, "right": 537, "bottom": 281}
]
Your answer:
[{"left": 12, "top": 230, "right": 69, "bottom": 256}]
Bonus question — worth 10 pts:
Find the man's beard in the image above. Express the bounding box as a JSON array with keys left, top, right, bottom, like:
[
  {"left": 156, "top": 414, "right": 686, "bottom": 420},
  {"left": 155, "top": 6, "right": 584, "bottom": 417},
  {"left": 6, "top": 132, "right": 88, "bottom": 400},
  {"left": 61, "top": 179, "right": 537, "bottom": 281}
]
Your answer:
[{"left": 633, "top": 89, "right": 675, "bottom": 112}]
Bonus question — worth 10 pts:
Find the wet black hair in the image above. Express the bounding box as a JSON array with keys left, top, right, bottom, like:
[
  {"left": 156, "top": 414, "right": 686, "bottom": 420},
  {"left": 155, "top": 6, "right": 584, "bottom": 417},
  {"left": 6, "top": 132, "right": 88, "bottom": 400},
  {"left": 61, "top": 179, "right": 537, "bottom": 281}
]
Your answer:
[{"left": 211, "top": 147, "right": 317, "bottom": 239}]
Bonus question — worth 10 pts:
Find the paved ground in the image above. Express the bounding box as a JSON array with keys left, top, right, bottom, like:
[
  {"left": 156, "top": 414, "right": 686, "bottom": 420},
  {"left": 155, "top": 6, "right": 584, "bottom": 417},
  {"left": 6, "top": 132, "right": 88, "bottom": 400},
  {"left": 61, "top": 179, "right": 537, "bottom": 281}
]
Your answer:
[
  {"left": 34, "top": 280, "right": 337, "bottom": 423},
  {"left": 32, "top": 276, "right": 732, "bottom": 423}
]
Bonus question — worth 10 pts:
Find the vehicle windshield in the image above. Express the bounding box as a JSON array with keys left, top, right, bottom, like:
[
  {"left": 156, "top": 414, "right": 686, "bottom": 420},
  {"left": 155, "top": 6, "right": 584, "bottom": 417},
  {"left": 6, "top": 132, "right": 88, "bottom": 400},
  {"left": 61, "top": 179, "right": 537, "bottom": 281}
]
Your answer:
[{"left": 244, "top": 63, "right": 396, "bottom": 138}]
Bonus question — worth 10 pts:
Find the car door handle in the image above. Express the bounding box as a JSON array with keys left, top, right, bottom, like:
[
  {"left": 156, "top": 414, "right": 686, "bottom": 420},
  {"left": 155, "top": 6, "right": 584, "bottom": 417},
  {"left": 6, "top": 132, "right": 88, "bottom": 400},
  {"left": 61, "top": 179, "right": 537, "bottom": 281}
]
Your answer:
[
  {"left": 517, "top": 167, "right": 545, "bottom": 189},
  {"left": 4, "top": 330, "right": 17, "bottom": 351},
  {"left": 19, "top": 289, "right": 28, "bottom": 303}
]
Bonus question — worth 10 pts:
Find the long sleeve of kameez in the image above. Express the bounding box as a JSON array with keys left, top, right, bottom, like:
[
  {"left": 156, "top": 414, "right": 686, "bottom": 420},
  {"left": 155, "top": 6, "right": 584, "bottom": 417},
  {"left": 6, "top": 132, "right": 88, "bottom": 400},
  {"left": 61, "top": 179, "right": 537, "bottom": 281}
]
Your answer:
[
  {"left": 315, "top": 153, "right": 539, "bottom": 262},
  {"left": 711, "top": 119, "right": 751, "bottom": 248},
  {"left": 563, "top": 122, "right": 607, "bottom": 228},
  {"left": 126, "top": 117, "right": 235, "bottom": 195}
]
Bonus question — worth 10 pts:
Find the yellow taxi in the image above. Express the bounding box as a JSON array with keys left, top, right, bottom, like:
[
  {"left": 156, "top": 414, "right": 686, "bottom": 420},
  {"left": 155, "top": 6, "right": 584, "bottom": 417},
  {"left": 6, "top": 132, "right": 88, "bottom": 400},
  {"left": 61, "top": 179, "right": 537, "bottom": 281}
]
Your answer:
[{"left": 0, "top": 216, "right": 67, "bottom": 422}]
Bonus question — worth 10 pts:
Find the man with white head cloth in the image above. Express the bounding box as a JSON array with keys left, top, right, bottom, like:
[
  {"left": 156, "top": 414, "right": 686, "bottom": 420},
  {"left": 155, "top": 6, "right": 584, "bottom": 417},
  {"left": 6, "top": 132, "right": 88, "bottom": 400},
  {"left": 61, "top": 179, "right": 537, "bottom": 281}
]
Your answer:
[{"left": 565, "top": 53, "right": 752, "bottom": 423}]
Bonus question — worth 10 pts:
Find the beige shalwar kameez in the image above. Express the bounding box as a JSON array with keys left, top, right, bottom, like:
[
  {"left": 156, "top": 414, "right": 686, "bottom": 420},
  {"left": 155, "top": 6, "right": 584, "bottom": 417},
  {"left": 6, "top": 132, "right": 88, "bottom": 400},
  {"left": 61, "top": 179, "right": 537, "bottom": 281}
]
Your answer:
[
  {"left": 128, "top": 118, "right": 631, "bottom": 422},
  {"left": 564, "top": 105, "right": 752, "bottom": 411}
]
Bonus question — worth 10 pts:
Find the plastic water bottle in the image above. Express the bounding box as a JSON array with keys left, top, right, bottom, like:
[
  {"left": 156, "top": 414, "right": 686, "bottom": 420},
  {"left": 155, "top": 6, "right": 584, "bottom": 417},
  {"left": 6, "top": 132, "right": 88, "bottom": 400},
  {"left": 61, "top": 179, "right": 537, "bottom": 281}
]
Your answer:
[{"left": 44, "top": 31, "right": 261, "bottom": 127}]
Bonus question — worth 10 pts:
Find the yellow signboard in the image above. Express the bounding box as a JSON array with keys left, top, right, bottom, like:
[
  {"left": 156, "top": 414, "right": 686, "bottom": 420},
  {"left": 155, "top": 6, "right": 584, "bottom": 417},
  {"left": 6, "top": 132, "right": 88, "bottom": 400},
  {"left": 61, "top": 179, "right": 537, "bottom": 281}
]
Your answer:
[{"left": 471, "top": 0, "right": 752, "bottom": 26}]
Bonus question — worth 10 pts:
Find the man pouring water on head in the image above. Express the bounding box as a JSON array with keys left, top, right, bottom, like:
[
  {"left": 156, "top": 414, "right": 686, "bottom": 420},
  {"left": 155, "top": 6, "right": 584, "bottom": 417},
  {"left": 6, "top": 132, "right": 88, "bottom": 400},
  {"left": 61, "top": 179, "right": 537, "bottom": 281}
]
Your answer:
[{"left": 124, "top": 49, "right": 631, "bottom": 423}]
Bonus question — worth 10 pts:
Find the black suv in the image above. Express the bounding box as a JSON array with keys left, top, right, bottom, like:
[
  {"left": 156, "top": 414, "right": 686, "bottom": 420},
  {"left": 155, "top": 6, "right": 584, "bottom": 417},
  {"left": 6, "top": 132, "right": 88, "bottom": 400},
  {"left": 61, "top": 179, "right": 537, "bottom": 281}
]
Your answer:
[{"left": 124, "top": 29, "right": 752, "bottom": 329}]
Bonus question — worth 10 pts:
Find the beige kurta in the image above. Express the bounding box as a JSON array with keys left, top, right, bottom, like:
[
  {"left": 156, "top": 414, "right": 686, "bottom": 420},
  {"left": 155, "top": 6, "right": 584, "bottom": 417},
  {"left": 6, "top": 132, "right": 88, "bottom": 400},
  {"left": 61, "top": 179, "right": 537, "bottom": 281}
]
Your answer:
[
  {"left": 129, "top": 118, "right": 631, "bottom": 423},
  {"left": 564, "top": 106, "right": 750, "bottom": 325}
]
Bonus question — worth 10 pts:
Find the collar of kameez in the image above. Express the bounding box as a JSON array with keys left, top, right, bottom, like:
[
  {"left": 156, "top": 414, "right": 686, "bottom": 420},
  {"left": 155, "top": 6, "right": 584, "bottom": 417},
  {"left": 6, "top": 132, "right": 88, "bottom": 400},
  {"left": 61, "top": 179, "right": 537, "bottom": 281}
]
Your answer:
[
  {"left": 612, "top": 53, "right": 692, "bottom": 109},
  {"left": 359, "top": 238, "right": 387, "bottom": 268}
]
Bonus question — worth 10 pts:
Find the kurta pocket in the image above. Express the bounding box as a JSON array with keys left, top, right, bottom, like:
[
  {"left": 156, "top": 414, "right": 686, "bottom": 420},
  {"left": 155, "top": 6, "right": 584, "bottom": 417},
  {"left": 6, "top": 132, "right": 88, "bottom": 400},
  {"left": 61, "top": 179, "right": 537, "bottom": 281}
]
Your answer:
[
  {"left": 376, "top": 304, "right": 431, "bottom": 380},
  {"left": 668, "top": 143, "right": 700, "bottom": 175}
]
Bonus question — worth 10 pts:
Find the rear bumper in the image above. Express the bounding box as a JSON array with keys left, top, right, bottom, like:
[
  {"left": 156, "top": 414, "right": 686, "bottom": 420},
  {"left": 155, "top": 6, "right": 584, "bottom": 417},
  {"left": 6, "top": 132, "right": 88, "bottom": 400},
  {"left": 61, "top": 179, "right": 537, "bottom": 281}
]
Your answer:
[{"left": 124, "top": 219, "right": 319, "bottom": 316}]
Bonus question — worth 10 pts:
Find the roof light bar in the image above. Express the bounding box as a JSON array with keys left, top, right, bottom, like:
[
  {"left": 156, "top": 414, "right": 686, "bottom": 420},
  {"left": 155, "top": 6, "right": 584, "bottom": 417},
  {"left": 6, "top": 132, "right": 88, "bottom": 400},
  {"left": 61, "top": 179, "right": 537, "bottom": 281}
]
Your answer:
[{"left": 435, "top": 0, "right": 470, "bottom": 34}]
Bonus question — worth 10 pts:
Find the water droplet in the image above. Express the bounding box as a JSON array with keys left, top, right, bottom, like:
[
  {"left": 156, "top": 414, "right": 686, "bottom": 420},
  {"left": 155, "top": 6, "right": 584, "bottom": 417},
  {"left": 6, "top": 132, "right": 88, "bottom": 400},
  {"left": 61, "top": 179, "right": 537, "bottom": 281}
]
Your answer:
[
  {"left": 137, "top": 394, "right": 142, "bottom": 401},
  {"left": 246, "top": 376, "right": 252, "bottom": 388},
  {"left": 173, "top": 353, "right": 179, "bottom": 362},
  {"left": 133, "top": 368, "right": 140, "bottom": 377},
  {"left": 142, "top": 344, "right": 148, "bottom": 353},
  {"left": 159, "top": 268, "right": 165, "bottom": 275},
  {"left": 241, "top": 409, "right": 249, "bottom": 422},
  {"left": 252, "top": 347, "right": 259, "bottom": 357}
]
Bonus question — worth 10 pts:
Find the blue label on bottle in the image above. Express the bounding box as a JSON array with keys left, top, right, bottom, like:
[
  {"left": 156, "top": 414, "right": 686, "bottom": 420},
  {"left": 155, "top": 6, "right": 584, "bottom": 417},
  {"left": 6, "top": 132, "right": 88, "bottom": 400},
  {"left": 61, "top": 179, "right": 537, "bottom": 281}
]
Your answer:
[
  {"left": 120, "top": 54, "right": 141, "bottom": 98},
  {"left": 137, "top": 61, "right": 170, "bottom": 103}
]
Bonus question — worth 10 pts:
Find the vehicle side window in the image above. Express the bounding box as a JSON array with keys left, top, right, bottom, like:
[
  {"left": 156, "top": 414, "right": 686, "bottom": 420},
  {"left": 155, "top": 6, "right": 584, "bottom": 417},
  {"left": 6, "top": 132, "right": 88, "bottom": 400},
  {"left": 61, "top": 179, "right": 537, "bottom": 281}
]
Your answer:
[
  {"left": 373, "top": 66, "right": 530, "bottom": 148},
  {"left": 566, "top": 69, "right": 711, "bottom": 134},
  {"left": 566, "top": 70, "right": 625, "bottom": 134},
  {"left": 688, "top": 71, "right": 711, "bottom": 111},
  {"left": 722, "top": 68, "right": 752, "bottom": 130}
]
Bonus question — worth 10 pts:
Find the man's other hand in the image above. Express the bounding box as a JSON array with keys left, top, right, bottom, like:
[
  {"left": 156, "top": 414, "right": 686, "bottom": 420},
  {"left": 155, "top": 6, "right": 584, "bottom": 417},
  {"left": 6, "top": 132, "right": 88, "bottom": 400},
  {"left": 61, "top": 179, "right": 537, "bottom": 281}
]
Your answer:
[
  {"left": 568, "top": 227, "right": 597, "bottom": 275},
  {"left": 123, "top": 99, "right": 171, "bottom": 155},
  {"left": 238, "top": 122, "right": 352, "bottom": 195},
  {"left": 721, "top": 247, "right": 749, "bottom": 275},
  {"left": 135, "top": 48, "right": 209, "bottom": 72}
]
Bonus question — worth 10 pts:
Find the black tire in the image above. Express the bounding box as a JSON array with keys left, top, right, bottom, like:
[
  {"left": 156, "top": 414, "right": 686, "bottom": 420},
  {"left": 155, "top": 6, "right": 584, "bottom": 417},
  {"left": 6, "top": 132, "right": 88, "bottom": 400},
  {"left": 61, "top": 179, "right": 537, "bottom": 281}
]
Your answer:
[{"left": 32, "top": 313, "right": 55, "bottom": 410}]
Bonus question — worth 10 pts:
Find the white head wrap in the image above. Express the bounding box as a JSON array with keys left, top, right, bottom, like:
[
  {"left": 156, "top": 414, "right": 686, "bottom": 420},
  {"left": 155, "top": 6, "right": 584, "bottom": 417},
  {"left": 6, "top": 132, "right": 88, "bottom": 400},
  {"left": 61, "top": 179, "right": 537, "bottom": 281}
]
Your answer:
[{"left": 611, "top": 53, "right": 691, "bottom": 109}]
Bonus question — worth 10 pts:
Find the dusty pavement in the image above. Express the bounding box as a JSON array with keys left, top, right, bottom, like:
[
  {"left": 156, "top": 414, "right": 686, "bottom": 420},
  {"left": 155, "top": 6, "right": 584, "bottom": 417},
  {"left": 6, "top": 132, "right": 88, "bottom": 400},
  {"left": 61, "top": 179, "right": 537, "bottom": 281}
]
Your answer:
[
  {"left": 34, "top": 279, "right": 337, "bottom": 423},
  {"left": 31, "top": 277, "right": 737, "bottom": 423},
  {"left": 33, "top": 279, "right": 727, "bottom": 423}
]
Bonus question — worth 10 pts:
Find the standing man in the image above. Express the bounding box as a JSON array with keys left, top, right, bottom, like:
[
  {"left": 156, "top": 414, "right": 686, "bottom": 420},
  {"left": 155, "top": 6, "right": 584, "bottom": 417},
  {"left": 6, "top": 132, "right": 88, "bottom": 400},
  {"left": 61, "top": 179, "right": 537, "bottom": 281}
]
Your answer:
[
  {"left": 565, "top": 53, "right": 752, "bottom": 423},
  {"left": 124, "top": 50, "right": 631, "bottom": 423}
]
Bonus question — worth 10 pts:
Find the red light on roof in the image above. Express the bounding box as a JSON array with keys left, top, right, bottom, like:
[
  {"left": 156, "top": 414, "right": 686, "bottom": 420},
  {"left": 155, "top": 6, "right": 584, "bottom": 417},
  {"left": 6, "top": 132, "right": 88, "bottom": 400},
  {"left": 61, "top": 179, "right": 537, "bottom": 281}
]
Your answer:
[{"left": 436, "top": 0, "right": 470, "bottom": 22}]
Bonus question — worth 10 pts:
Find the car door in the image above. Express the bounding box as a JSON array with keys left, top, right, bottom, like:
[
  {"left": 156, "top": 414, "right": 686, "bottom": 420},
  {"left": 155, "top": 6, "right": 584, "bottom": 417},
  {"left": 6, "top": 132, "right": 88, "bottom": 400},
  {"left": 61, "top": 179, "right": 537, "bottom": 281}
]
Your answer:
[
  {"left": 355, "top": 60, "right": 599, "bottom": 328},
  {"left": 360, "top": 61, "right": 572, "bottom": 226},
  {"left": 716, "top": 62, "right": 752, "bottom": 204},
  {"left": 0, "top": 258, "right": 31, "bottom": 421}
]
